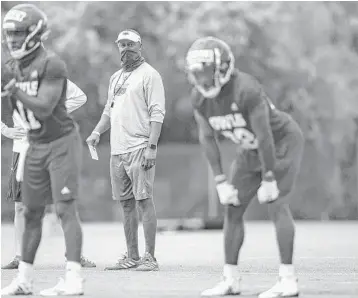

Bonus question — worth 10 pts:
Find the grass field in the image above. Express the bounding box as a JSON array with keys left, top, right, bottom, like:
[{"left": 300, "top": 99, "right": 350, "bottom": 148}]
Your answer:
[{"left": 1, "top": 221, "right": 358, "bottom": 297}]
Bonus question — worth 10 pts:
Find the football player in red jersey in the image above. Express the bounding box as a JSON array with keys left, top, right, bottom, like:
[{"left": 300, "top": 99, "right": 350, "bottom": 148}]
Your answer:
[
  {"left": 186, "top": 37, "right": 304, "bottom": 298},
  {"left": 1, "top": 4, "right": 84, "bottom": 296},
  {"left": 1, "top": 78, "right": 96, "bottom": 270}
]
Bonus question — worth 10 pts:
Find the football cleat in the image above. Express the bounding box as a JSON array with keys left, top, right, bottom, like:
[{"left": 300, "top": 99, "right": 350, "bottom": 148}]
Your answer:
[
  {"left": 1, "top": 277, "right": 33, "bottom": 295},
  {"left": 39, "top": 277, "right": 84, "bottom": 296},
  {"left": 258, "top": 277, "right": 299, "bottom": 298},
  {"left": 135, "top": 252, "right": 159, "bottom": 271},
  {"left": 2, "top": 256, "right": 20, "bottom": 269},
  {"left": 104, "top": 252, "right": 140, "bottom": 270},
  {"left": 201, "top": 277, "right": 241, "bottom": 296},
  {"left": 80, "top": 256, "right": 96, "bottom": 268}
]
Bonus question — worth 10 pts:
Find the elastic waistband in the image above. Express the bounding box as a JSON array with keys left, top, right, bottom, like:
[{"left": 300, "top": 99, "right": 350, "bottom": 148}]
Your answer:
[{"left": 30, "top": 126, "right": 79, "bottom": 148}]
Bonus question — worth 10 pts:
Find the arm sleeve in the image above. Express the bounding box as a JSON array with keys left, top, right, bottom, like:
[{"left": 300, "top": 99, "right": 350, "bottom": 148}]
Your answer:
[
  {"left": 65, "top": 80, "right": 87, "bottom": 113},
  {"left": 144, "top": 70, "right": 166, "bottom": 123},
  {"left": 246, "top": 88, "right": 276, "bottom": 175}
]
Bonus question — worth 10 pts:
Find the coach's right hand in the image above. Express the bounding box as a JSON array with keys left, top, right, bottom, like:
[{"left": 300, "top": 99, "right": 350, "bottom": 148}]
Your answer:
[
  {"left": 86, "top": 131, "right": 100, "bottom": 146},
  {"left": 2, "top": 126, "right": 26, "bottom": 140},
  {"left": 215, "top": 175, "right": 240, "bottom": 206}
]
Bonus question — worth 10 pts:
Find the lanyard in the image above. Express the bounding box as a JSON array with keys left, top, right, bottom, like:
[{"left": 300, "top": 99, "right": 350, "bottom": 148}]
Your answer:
[{"left": 110, "top": 70, "right": 133, "bottom": 108}]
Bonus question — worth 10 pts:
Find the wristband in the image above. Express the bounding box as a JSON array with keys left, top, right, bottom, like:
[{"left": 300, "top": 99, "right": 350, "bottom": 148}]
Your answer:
[
  {"left": 92, "top": 131, "right": 100, "bottom": 136},
  {"left": 214, "top": 174, "right": 226, "bottom": 184}
]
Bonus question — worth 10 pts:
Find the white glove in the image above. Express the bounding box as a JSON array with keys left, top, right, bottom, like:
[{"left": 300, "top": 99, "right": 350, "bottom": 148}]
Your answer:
[
  {"left": 215, "top": 176, "right": 240, "bottom": 206},
  {"left": 257, "top": 179, "right": 280, "bottom": 204}
]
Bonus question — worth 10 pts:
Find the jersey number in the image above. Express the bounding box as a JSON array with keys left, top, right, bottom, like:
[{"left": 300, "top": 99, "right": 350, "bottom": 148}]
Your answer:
[
  {"left": 16, "top": 101, "right": 41, "bottom": 130},
  {"left": 222, "top": 128, "right": 258, "bottom": 149}
]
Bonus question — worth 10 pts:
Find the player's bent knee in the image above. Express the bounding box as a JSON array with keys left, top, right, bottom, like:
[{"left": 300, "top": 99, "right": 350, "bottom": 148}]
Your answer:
[
  {"left": 55, "top": 200, "right": 76, "bottom": 220},
  {"left": 226, "top": 205, "right": 245, "bottom": 223},
  {"left": 267, "top": 199, "right": 291, "bottom": 221},
  {"left": 23, "top": 206, "right": 44, "bottom": 225}
]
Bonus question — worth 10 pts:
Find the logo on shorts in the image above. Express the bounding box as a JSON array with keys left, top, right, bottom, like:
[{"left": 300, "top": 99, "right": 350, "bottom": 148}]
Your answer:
[{"left": 61, "top": 186, "right": 71, "bottom": 195}]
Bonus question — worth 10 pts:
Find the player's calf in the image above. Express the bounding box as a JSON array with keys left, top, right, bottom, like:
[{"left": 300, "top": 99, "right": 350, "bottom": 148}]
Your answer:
[
  {"left": 261, "top": 201, "right": 298, "bottom": 298},
  {"left": 268, "top": 201, "right": 295, "bottom": 264},
  {"left": 55, "top": 200, "right": 82, "bottom": 263},
  {"left": 22, "top": 207, "right": 45, "bottom": 264}
]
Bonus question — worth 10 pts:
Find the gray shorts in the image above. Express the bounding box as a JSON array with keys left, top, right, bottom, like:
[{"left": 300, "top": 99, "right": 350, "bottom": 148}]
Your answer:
[{"left": 110, "top": 147, "right": 155, "bottom": 201}]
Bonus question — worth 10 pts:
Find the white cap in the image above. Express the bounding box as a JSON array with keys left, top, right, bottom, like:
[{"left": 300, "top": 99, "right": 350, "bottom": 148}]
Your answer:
[{"left": 115, "top": 30, "right": 141, "bottom": 44}]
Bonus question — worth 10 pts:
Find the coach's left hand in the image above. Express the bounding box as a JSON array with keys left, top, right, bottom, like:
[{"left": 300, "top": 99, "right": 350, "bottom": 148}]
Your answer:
[{"left": 141, "top": 146, "right": 157, "bottom": 171}]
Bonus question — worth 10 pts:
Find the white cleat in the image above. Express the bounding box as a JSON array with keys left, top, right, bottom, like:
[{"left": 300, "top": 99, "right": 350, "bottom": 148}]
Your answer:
[
  {"left": 39, "top": 277, "right": 84, "bottom": 296},
  {"left": 201, "top": 277, "right": 241, "bottom": 296},
  {"left": 1, "top": 277, "right": 33, "bottom": 295},
  {"left": 259, "top": 277, "right": 299, "bottom": 298}
]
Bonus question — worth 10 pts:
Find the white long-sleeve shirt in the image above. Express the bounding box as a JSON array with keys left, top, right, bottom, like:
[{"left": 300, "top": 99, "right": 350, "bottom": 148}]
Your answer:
[
  {"left": 2, "top": 79, "right": 87, "bottom": 152},
  {"left": 103, "top": 62, "right": 166, "bottom": 155}
]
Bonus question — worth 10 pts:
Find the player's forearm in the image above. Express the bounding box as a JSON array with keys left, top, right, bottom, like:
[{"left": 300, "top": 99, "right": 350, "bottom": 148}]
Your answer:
[
  {"left": 199, "top": 134, "right": 224, "bottom": 177},
  {"left": 249, "top": 106, "right": 276, "bottom": 175},
  {"left": 148, "top": 121, "right": 162, "bottom": 146},
  {"left": 93, "top": 113, "right": 111, "bottom": 135},
  {"left": 12, "top": 89, "right": 54, "bottom": 120}
]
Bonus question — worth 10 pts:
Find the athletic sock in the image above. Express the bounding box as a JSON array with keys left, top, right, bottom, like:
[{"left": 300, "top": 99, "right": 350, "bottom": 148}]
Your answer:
[
  {"left": 279, "top": 264, "right": 295, "bottom": 278},
  {"left": 18, "top": 261, "right": 34, "bottom": 283}
]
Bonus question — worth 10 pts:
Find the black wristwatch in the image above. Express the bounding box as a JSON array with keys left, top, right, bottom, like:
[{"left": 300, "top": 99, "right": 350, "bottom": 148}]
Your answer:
[{"left": 148, "top": 144, "right": 157, "bottom": 150}]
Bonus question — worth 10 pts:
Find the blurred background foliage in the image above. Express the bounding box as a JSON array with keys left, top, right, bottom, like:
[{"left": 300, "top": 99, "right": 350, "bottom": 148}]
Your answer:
[{"left": 2, "top": 1, "right": 358, "bottom": 221}]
